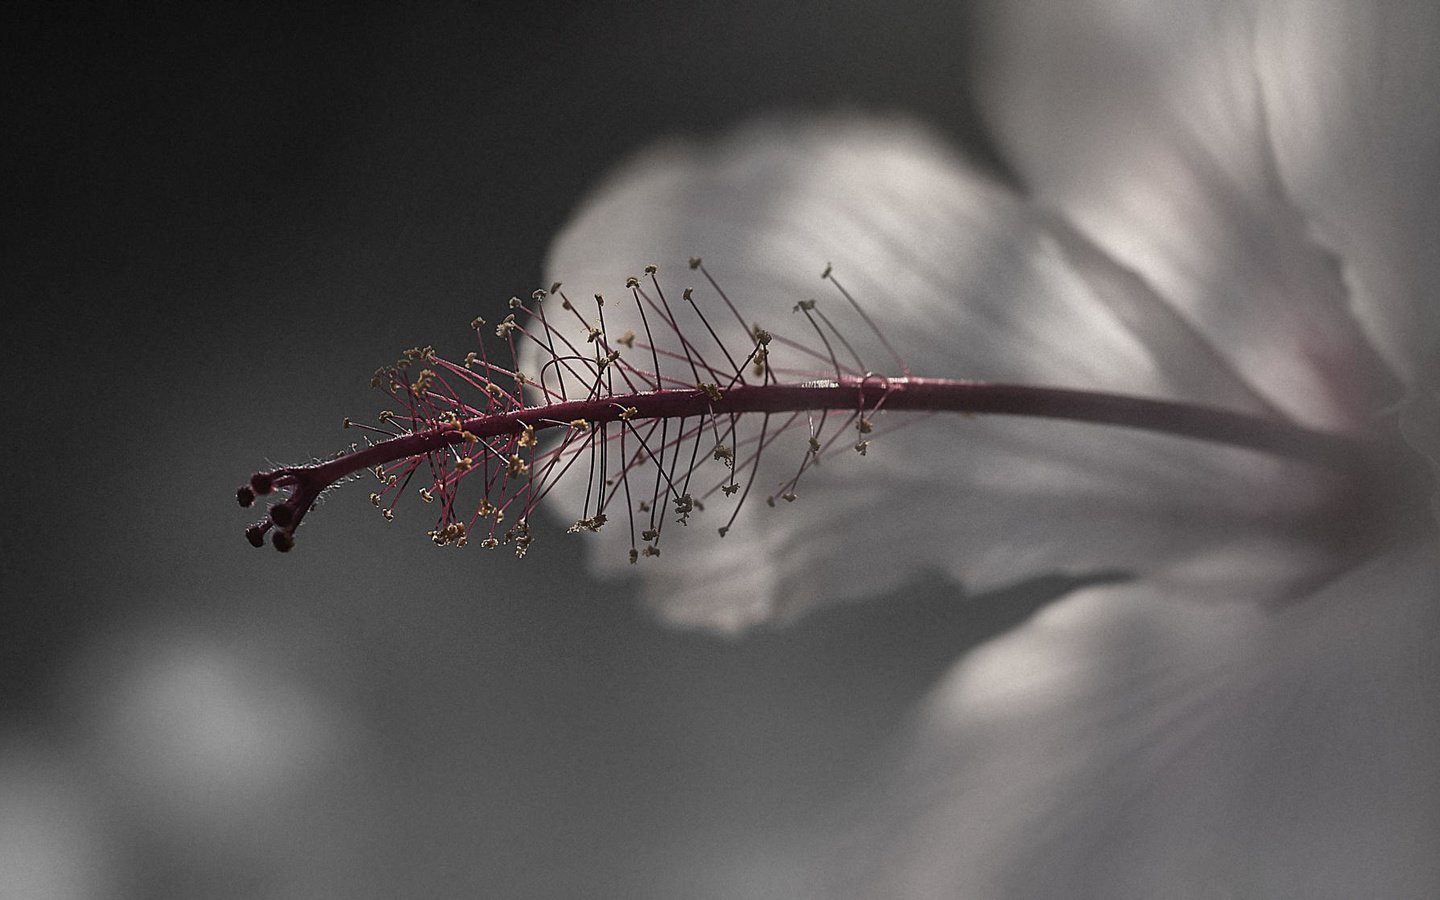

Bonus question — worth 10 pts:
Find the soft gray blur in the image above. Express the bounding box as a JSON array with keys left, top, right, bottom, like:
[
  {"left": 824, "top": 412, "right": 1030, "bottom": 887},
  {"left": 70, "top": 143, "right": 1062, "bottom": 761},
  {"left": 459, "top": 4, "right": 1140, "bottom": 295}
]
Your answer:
[{"left": 1, "top": 3, "right": 1091, "bottom": 897}]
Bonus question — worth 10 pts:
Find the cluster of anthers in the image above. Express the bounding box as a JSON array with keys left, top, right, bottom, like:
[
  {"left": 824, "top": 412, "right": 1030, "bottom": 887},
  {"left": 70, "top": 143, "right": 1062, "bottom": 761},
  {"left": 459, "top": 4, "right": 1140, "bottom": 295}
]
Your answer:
[
  {"left": 239, "top": 260, "right": 1392, "bottom": 561},
  {"left": 238, "top": 260, "right": 918, "bottom": 560}
]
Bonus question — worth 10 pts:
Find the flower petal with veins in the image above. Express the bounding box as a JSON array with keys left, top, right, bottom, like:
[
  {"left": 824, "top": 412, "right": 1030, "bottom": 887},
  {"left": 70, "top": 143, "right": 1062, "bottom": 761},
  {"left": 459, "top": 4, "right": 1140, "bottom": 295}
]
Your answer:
[{"left": 976, "top": 1, "right": 1419, "bottom": 430}]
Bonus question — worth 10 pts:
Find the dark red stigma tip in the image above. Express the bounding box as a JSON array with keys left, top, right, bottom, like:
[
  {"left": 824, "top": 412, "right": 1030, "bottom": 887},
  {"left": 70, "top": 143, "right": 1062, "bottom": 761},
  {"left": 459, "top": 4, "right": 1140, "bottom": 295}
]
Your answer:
[
  {"left": 250, "top": 472, "right": 275, "bottom": 495},
  {"left": 245, "top": 521, "right": 269, "bottom": 548},
  {"left": 272, "top": 530, "right": 294, "bottom": 552},
  {"left": 237, "top": 485, "right": 256, "bottom": 507},
  {"left": 268, "top": 504, "right": 294, "bottom": 527}
]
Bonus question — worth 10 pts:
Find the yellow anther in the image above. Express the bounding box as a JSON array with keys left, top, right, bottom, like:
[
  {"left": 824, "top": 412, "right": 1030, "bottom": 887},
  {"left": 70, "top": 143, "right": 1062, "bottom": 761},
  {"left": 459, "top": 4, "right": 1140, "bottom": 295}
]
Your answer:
[
  {"left": 617, "top": 330, "right": 636, "bottom": 348},
  {"left": 795, "top": 299, "right": 816, "bottom": 312},
  {"left": 507, "top": 455, "right": 528, "bottom": 477},
  {"left": 517, "top": 423, "right": 537, "bottom": 448},
  {"left": 569, "top": 419, "right": 590, "bottom": 432},
  {"left": 455, "top": 457, "right": 473, "bottom": 471},
  {"left": 644, "top": 264, "right": 657, "bottom": 275},
  {"left": 618, "top": 406, "right": 638, "bottom": 421},
  {"left": 688, "top": 257, "right": 702, "bottom": 269},
  {"left": 857, "top": 417, "right": 873, "bottom": 434},
  {"left": 625, "top": 276, "right": 640, "bottom": 288},
  {"left": 470, "top": 315, "right": 486, "bottom": 329},
  {"left": 567, "top": 513, "right": 608, "bottom": 534},
  {"left": 419, "top": 488, "right": 434, "bottom": 503},
  {"left": 697, "top": 382, "right": 723, "bottom": 402},
  {"left": 369, "top": 492, "right": 381, "bottom": 507}
]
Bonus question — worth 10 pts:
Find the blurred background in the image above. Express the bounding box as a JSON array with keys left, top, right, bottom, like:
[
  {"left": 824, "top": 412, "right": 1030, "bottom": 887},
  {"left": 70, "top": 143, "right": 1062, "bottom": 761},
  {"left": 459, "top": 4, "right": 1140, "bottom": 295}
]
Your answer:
[{"left": 3, "top": 3, "right": 1065, "bottom": 896}]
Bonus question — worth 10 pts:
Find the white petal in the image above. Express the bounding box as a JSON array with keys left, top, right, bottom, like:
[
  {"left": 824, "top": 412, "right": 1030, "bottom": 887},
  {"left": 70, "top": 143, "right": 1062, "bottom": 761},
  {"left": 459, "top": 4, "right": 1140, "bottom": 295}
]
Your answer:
[
  {"left": 977, "top": 0, "right": 1412, "bottom": 429},
  {"left": 1255, "top": 1, "right": 1440, "bottom": 388},
  {"left": 828, "top": 535, "right": 1440, "bottom": 898},
  {"left": 536, "top": 117, "right": 1350, "bottom": 631}
]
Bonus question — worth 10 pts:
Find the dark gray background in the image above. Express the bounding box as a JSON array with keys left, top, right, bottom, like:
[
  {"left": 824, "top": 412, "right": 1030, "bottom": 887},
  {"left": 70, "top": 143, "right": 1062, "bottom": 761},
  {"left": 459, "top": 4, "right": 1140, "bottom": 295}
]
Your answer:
[{"left": 6, "top": 3, "right": 1064, "bottom": 896}]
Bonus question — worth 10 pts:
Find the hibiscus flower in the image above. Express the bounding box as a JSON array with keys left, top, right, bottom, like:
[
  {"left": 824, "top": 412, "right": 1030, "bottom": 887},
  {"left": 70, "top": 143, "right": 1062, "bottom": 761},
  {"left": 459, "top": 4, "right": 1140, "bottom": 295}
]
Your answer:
[
  {"left": 236, "top": 1, "right": 1437, "bottom": 893},
  {"left": 523, "top": 1, "right": 1439, "bottom": 896}
]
